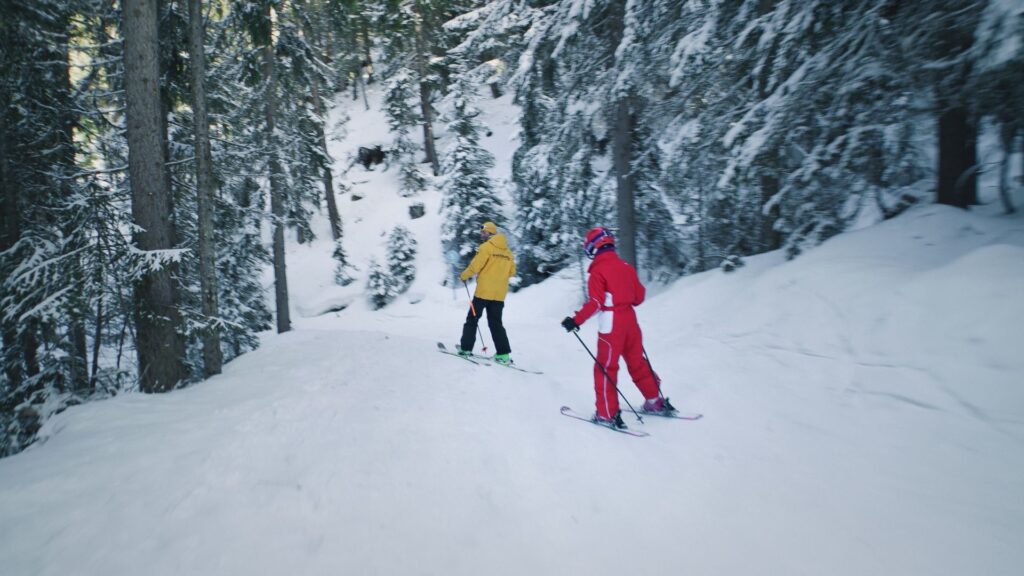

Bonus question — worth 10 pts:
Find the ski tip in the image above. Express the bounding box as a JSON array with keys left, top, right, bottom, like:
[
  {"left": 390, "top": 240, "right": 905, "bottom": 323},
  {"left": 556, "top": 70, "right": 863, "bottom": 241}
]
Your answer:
[{"left": 671, "top": 412, "right": 703, "bottom": 420}]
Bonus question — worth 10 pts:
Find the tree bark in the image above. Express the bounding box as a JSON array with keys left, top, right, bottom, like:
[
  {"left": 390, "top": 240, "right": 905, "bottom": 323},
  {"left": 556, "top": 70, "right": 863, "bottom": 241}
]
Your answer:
[
  {"left": 262, "top": 2, "right": 291, "bottom": 334},
  {"left": 964, "top": 117, "right": 978, "bottom": 206},
  {"left": 360, "top": 16, "right": 373, "bottom": 85},
  {"left": 613, "top": 97, "right": 637, "bottom": 268},
  {"left": 47, "top": 6, "right": 91, "bottom": 392},
  {"left": 934, "top": 10, "right": 978, "bottom": 209},
  {"left": 413, "top": 6, "right": 439, "bottom": 176},
  {"left": 0, "top": 102, "right": 23, "bottom": 389},
  {"left": 999, "top": 124, "right": 1018, "bottom": 214},
  {"left": 937, "top": 106, "right": 976, "bottom": 208},
  {"left": 418, "top": 81, "right": 439, "bottom": 176},
  {"left": 314, "top": 86, "right": 342, "bottom": 241},
  {"left": 123, "top": 0, "right": 187, "bottom": 392},
  {"left": 90, "top": 300, "right": 104, "bottom": 389},
  {"left": 189, "top": 0, "right": 223, "bottom": 376},
  {"left": 295, "top": 1, "right": 342, "bottom": 241}
]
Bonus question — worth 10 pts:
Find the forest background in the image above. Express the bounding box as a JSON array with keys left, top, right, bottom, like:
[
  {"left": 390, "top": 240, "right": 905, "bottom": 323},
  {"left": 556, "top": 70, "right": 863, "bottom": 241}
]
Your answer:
[{"left": 1, "top": 0, "right": 1021, "bottom": 456}]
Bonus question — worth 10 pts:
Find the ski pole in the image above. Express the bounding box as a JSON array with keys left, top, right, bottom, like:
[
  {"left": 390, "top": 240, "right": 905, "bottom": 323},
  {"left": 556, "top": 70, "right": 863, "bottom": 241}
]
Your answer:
[
  {"left": 464, "top": 281, "right": 489, "bottom": 353},
  {"left": 641, "top": 345, "right": 663, "bottom": 396},
  {"left": 571, "top": 330, "right": 643, "bottom": 423}
]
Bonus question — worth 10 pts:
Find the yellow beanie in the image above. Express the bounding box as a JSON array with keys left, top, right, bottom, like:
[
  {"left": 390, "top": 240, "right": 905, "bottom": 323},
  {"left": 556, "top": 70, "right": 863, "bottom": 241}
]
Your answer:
[{"left": 482, "top": 221, "right": 498, "bottom": 234}]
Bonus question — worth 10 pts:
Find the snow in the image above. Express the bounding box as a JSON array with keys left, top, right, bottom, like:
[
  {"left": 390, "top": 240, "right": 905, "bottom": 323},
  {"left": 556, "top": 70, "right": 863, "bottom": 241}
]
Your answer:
[
  {"left": 978, "top": 0, "right": 1023, "bottom": 69},
  {"left": 2, "top": 81, "right": 1024, "bottom": 576}
]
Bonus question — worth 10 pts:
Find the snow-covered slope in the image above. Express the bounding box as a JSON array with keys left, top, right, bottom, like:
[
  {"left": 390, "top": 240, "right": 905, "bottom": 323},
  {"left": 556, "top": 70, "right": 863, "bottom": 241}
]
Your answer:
[{"left": 1, "top": 85, "right": 1022, "bottom": 576}]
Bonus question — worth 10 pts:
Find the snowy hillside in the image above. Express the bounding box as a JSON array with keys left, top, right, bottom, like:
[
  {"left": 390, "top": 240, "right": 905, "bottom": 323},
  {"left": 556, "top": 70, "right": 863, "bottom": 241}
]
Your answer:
[{"left": 1, "top": 87, "right": 1023, "bottom": 576}]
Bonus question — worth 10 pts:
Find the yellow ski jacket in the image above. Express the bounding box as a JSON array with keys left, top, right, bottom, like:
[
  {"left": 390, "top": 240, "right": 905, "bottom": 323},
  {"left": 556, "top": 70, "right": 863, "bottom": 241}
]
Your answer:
[{"left": 460, "top": 233, "right": 516, "bottom": 301}]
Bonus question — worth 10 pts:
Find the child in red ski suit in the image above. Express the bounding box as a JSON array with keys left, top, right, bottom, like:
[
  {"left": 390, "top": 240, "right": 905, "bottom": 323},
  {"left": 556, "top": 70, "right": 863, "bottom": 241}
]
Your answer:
[{"left": 561, "top": 227, "right": 672, "bottom": 427}]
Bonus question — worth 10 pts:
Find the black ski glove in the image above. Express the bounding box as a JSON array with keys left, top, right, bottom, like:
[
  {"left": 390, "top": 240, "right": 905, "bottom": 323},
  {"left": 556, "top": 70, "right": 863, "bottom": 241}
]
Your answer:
[{"left": 561, "top": 316, "right": 579, "bottom": 333}]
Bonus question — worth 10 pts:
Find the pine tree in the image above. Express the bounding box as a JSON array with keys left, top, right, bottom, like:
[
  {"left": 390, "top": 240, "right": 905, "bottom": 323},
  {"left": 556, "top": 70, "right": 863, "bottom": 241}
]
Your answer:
[
  {"left": 124, "top": 0, "right": 188, "bottom": 392},
  {"left": 188, "top": 0, "right": 223, "bottom": 377},
  {"left": 224, "top": 0, "right": 338, "bottom": 333},
  {"left": 379, "top": 0, "right": 458, "bottom": 176},
  {"left": 509, "top": 70, "right": 571, "bottom": 286},
  {"left": 366, "top": 258, "right": 398, "bottom": 310},
  {"left": 201, "top": 6, "right": 276, "bottom": 363},
  {"left": 384, "top": 67, "right": 427, "bottom": 196},
  {"left": 439, "top": 78, "right": 504, "bottom": 271},
  {"left": 331, "top": 216, "right": 356, "bottom": 287},
  {"left": 386, "top": 225, "right": 418, "bottom": 293},
  {"left": 292, "top": 0, "right": 343, "bottom": 239},
  {"left": 216, "top": 176, "right": 273, "bottom": 360},
  {"left": 333, "top": 240, "right": 357, "bottom": 287}
]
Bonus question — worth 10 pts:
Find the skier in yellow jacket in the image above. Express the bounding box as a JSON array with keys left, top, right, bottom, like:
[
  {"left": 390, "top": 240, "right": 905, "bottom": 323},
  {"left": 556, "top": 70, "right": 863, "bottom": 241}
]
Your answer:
[{"left": 457, "top": 221, "right": 516, "bottom": 364}]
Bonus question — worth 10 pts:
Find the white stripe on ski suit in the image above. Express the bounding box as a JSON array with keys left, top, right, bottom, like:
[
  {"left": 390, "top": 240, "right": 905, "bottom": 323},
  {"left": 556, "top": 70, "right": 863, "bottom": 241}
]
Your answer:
[
  {"left": 598, "top": 292, "right": 615, "bottom": 418},
  {"left": 598, "top": 334, "right": 614, "bottom": 419}
]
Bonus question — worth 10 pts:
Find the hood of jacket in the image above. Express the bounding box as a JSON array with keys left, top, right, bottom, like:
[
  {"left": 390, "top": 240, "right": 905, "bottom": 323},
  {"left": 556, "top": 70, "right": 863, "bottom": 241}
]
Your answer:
[{"left": 486, "top": 233, "right": 509, "bottom": 251}]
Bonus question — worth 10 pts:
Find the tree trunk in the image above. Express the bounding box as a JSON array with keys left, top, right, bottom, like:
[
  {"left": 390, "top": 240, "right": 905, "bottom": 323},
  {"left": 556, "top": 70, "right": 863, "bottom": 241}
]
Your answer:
[
  {"left": 49, "top": 6, "right": 91, "bottom": 393},
  {"left": 935, "top": 11, "right": 978, "bottom": 210},
  {"left": 937, "top": 106, "right": 976, "bottom": 208},
  {"left": 295, "top": 1, "right": 342, "bottom": 241},
  {"left": 999, "top": 124, "right": 1018, "bottom": 214},
  {"left": 90, "top": 300, "right": 104, "bottom": 389},
  {"left": 413, "top": 8, "right": 439, "bottom": 176},
  {"left": 0, "top": 68, "right": 23, "bottom": 390},
  {"left": 418, "top": 81, "right": 439, "bottom": 176},
  {"left": 123, "top": 0, "right": 187, "bottom": 392},
  {"left": 613, "top": 97, "right": 637, "bottom": 268},
  {"left": 697, "top": 177, "right": 707, "bottom": 273},
  {"left": 262, "top": 2, "right": 290, "bottom": 334},
  {"left": 315, "top": 97, "right": 341, "bottom": 240},
  {"left": 360, "top": 17, "right": 373, "bottom": 85},
  {"left": 964, "top": 116, "right": 978, "bottom": 206},
  {"left": 70, "top": 324, "right": 88, "bottom": 392},
  {"left": 188, "top": 0, "right": 223, "bottom": 376}
]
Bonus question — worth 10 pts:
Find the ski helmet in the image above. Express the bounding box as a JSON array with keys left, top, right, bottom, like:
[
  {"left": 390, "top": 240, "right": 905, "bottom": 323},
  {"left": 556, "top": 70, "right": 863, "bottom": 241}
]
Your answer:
[{"left": 583, "top": 227, "right": 615, "bottom": 258}]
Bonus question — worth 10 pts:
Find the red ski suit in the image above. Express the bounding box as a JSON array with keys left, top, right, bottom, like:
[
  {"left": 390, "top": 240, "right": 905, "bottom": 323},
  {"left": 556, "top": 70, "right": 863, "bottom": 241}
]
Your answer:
[{"left": 572, "top": 250, "right": 659, "bottom": 419}]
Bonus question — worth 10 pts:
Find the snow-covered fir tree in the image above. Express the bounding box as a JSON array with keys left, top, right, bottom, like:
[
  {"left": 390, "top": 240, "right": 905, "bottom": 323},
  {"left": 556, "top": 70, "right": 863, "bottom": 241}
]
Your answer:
[
  {"left": 333, "top": 241, "right": 357, "bottom": 287},
  {"left": 386, "top": 225, "right": 418, "bottom": 294},
  {"left": 384, "top": 67, "right": 427, "bottom": 196},
  {"left": 214, "top": 177, "right": 274, "bottom": 360},
  {"left": 366, "top": 258, "right": 398, "bottom": 310},
  {"left": 331, "top": 209, "right": 356, "bottom": 288},
  {"left": 439, "top": 78, "right": 504, "bottom": 271}
]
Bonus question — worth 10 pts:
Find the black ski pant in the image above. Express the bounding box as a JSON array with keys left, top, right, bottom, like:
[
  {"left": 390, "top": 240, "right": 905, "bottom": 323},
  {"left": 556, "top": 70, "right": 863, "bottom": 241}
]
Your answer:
[{"left": 460, "top": 297, "right": 511, "bottom": 355}]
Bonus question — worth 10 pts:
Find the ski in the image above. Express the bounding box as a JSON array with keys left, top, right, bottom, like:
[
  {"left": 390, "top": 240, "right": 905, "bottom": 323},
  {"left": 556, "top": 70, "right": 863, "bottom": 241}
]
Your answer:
[
  {"left": 639, "top": 409, "right": 703, "bottom": 421},
  {"left": 437, "top": 343, "right": 542, "bottom": 374},
  {"left": 437, "top": 342, "right": 484, "bottom": 365},
  {"left": 474, "top": 356, "right": 543, "bottom": 375},
  {"left": 560, "top": 406, "right": 649, "bottom": 437}
]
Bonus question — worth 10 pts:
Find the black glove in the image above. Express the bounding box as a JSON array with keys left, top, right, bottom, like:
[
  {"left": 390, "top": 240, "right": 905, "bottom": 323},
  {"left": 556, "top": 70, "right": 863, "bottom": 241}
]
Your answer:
[{"left": 561, "top": 316, "right": 579, "bottom": 333}]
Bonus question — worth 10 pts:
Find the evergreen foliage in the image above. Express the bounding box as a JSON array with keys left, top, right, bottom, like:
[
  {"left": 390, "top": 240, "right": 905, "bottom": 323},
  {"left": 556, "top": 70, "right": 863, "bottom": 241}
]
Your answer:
[
  {"left": 1, "top": 0, "right": 1021, "bottom": 458},
  {"left": 439, "top": 78, "right": 504, "bottom": 271},
  {"left": 460, "top": 0, "right": 1022, "bottom": 282},
  {"left": 333, "top": 240, "right": 357, "bottom": 287},
  {"left": 332, "top": 214, "right": 356, "bottom": 287},
  {"left": 386, "top": 225, "right": 419, "bottom": 293},
  {"left": 384, "top": 67, "right": 428, "bottom": 196},
  {"left": 366, "top": 258, "right": 398, "bottom": 310}
]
